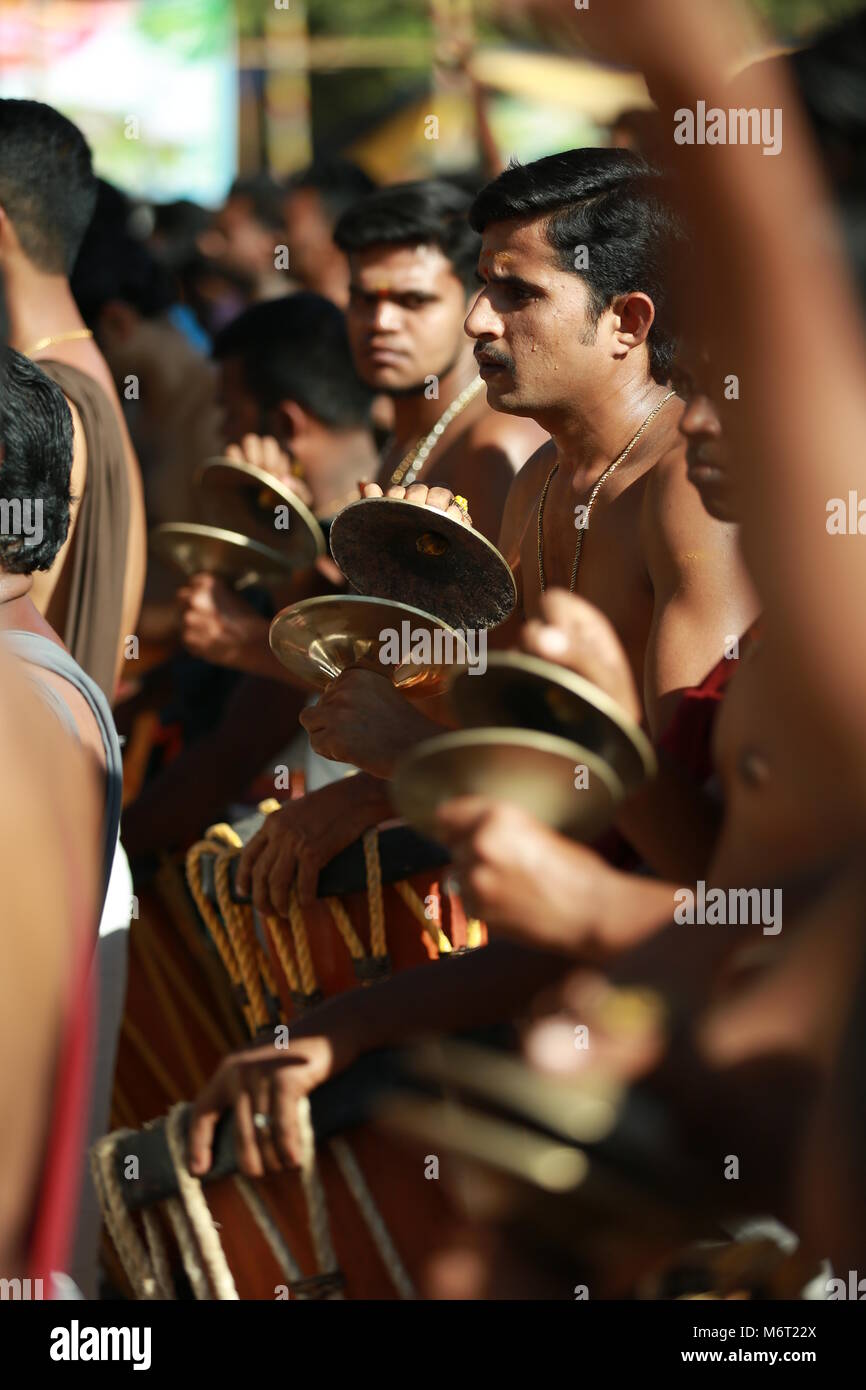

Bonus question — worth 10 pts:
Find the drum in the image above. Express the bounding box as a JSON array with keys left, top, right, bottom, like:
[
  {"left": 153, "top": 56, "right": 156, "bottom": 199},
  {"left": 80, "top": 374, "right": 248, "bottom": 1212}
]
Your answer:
[
  {"left": 183, "top": 803, "right": 485, "bottom": 1029},
  {"left": 106, "top": 806, "right": 486, "bottom": 1298},
  {"left": 99, "top": 1060, "right": 466, "bottom": 1301}
]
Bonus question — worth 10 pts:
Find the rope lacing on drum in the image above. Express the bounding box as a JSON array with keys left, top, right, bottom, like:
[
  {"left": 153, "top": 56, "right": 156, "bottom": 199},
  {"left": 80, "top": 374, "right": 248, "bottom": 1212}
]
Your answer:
[
  {"left": 186, "top": 808, "right": 484, "bottom": 1024},
  {"left": 91, "top": 1099, "right": 417, "bottom": 1300}
]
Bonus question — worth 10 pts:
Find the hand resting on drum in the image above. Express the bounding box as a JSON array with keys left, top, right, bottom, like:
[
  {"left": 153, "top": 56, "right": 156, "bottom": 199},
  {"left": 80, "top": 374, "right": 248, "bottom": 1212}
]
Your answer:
[
  {"left": 188, "top": 1030, "right": 359, "bottom": 1178},
  {"left": 236, "top": 772, "right": 393, "bottom": 914}
]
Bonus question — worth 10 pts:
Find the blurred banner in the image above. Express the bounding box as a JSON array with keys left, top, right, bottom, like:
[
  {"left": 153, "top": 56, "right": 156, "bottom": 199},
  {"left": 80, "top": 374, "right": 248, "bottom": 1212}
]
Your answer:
[{"left": 0, "top": 0, "right": 238, "bottom": 204}]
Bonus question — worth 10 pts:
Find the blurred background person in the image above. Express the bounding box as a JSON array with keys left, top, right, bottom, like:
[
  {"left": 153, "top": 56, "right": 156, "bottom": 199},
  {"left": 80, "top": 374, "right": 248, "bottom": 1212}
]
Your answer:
[
  {"left": 282, "top": 157, "right": 376, "bottom": 307},
  {"left": 0, "top": 98, "right": 146, "bottom": 704}
]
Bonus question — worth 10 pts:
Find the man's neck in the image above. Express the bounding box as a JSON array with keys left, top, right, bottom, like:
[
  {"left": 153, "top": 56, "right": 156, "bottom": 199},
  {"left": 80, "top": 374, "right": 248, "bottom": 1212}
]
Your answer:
[
  {"left": 5, "top": 259, "right": 85, "bottom": 357},
  {"left": 315, "top": 428, "right": 379, "bottom": 516},
  {"left": 547, "top": 376, "right": 675, "bottom": 488},
  {"left": 389, "top": 345, "right": 479, "bottom": 447},
  {"left": 0, "top": 572, "right": 35, "bottom": 629}
]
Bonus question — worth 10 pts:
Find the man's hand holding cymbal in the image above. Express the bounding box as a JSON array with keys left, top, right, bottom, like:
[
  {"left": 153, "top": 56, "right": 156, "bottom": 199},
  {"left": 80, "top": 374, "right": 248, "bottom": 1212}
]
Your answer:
[
  {"left": 225, "top": 433, "right": 315, "bottom": 510},
  {"left": 361, "top": 480, "right": 473, "bottom": 528}
]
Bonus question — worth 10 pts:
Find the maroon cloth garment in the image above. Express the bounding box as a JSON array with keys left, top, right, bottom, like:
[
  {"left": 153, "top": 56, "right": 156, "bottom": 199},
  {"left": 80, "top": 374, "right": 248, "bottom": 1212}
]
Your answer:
[
  {"left": 38, "top": 361, "right": 130, "bottom": 702},
  {"left": 595, "top": 636, "right": 750, "bottom": 868}
]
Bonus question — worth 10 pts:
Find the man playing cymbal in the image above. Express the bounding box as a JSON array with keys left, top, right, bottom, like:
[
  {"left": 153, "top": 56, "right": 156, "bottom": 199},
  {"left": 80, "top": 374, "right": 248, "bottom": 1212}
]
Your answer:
[{"left": 240, "top": 148, "right": 756, "bottom": 916}]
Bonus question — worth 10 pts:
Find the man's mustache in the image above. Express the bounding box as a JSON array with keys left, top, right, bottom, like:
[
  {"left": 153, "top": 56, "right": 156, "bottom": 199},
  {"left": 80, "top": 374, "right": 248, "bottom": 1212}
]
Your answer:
[{"left": 474, "top": 346, "right": 516, "bottom": 371}]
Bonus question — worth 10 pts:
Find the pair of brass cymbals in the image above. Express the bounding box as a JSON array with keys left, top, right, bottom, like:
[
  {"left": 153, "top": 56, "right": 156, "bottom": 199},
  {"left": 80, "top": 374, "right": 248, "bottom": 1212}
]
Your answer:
[
  {"left": 150, "top": 457, "right": 325, "bottom": 590},
  {"left": 267, "top": 495, "right": 518, "bottom": 696},
  {"left": 158, "top": 482, "right": 655, "bottom": 842},
  {"left": 267, "top": 497, "right": 656, "bottom": 842},
  {"left": 391, "top": 655, "right": 656, "bottom": 842}
]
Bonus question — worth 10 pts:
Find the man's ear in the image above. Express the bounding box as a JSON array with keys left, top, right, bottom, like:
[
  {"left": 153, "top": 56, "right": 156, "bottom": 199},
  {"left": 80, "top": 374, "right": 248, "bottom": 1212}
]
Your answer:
[
  {"left": 273, "top": 397, "right": 311, "bottom": 446},
  {"left": 610, "top": 291, "right": 656, "bottom": 356},
  {"left": 99, "top": 299, "right": 139, "bottom": 343}
]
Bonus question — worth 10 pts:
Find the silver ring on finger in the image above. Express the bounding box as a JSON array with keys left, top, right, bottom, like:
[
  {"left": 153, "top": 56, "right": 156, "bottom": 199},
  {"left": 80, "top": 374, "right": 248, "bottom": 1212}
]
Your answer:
[{"left": 253, "top": 1111, "right": 272, "bottom": 1135}]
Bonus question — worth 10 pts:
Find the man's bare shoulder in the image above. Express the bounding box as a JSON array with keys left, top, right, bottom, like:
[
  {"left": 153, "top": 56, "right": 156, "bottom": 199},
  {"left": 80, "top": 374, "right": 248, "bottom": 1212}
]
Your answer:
[
  {"left": 508, "top": 434, "right": 558, "bottom": 499},
  {"left": 641, "top": 437, "right": 741, "bottom": 580},
  {"left": 465, "top": 404, "right": 549, "bottom": 474},
  {"left": 497, "top": 436, "right": 558, "bottom": 562},
  {"left": 644, "top": 437, "right": 721, "bottom": 530}
]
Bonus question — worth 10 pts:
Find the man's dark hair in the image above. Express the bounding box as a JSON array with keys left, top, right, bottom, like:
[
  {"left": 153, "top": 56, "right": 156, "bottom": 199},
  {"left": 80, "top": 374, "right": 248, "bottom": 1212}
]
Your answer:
[
  {"left": 213, "top": 292, "right": 373, "bottom": 429},
  {"left": 0, "top": 348, "right": 72, "bottom": 573},
  {"left": 0, "top": 100, "right": 97, "bottom": 275},
  {"left": 228, "top": 175, "right": 285, "bottom": 232},
  {"left": 286, "top": 158, "right": 376, "bottom": 226},
  {"left": 334, "top": 180, "right": 481, "bottom": 294},
  {"left": 470, "top": 149, "right": 686, "bottom": 381},
  {"left": 72, "top": 180, "right": 175, "bottom": 324}
]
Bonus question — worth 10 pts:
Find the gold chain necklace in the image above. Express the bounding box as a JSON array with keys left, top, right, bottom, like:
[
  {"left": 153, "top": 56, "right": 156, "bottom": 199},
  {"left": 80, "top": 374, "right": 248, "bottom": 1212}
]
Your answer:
[
  {"left": 388, "top": 375, "right": 484, "bottom": 487},
  {"left": 537, "top": 389, "right": 677, "bottom": 594},
  {"left": 22, "top": 328, "right": 93, "bottom": 358}
]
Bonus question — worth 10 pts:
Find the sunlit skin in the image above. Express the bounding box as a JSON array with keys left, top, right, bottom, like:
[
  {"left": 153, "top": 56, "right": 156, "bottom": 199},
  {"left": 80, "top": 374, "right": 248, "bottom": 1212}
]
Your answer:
[
  {"left": 346, "top": 243, "right": 475, "bottom": 396},
  {"left": 466, "top": 217, "right": 658, "bottom": 443}
]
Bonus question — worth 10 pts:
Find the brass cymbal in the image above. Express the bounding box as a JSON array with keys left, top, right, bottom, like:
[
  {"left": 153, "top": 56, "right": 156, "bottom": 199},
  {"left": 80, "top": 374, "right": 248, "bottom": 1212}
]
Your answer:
[
  {"left": 328, "top": 497, "right": 516, "bottom": 630},
  {"left": 197, "top": 457, "right": 325, "bottom": 568},
  {"left": 150, "top": 522, "right": 298, "bottom": 590},
  {"left": 392, "top": 727, "right": 624, "bottom": 840},
  {"left": 450, "top": 651, "right": 657, "bottom": 793},
  {"left": 268, "top": 593, "right": 468, "bottom": 694}
]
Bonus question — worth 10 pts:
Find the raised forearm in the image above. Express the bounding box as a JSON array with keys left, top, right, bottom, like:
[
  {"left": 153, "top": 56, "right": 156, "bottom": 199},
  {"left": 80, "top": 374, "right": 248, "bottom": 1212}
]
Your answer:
[
  {"left": 291, "top": 939, "right": 570, "bottom": 1053},
  {"left": 645, "top": 13, "right": 866, "bottom": 788},
  {"left": 591, "top": 869, "right": 681, "bottom": 959}
]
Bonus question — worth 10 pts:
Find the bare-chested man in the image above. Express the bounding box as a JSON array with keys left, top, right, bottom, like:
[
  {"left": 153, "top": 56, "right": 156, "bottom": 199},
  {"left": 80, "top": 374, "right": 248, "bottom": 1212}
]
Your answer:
[
  {"left": 0, "top": 99, "right": 146, "bottom": 701},
  {"left": 174, "top": 183, "right": 542, "bottom": 683},
  {"left": 186, "top": 150, "right": 759, "bottom": 1175},
  {"left": 244, "top": 149, "right": 756, "bottom": 915},
  {"left": 158, "top": 183, "right": 544, "bottom": 876}
]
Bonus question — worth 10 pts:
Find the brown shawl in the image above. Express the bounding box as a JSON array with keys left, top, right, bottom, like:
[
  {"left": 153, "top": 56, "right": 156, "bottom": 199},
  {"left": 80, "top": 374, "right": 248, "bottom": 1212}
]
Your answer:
[{"left": 39, "top": 360, "right": 130, "bottom": 702}]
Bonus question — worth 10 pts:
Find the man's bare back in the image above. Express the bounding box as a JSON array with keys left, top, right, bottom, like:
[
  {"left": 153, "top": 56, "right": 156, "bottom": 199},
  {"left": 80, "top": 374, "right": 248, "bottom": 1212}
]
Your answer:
[{"left": 29, "top": 337, "right": 146, "bottom": 692}]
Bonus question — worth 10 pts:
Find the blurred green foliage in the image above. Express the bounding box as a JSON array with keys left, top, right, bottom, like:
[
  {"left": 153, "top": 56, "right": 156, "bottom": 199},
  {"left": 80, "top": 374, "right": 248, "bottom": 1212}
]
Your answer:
[
  {"left": 233, "top": 0, "right": 865, "bottom": 41},
  {"left": 232, "top": 0, "right": 865, "bottom": 163}
]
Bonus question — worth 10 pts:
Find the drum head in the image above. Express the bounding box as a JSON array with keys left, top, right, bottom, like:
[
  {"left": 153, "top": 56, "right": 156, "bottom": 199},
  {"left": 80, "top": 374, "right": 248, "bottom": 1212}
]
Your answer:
[
  {"left": 150, "top": 522, "right": 298, "bottom": 590},
  {"left": 450, "top": 651, "right": 656, "bottom": 792},
  {"left": 197, "top": 457, "right": 325, "bottom": 568},
  {"left": 329, "top": 497, "right": 516, "bottom": 630},
  {"left": 269, "top": 593, "right": 469, "bottom": 695},
  {"left": 392, "top": 728, "right": 624, "bottom": 841}
]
